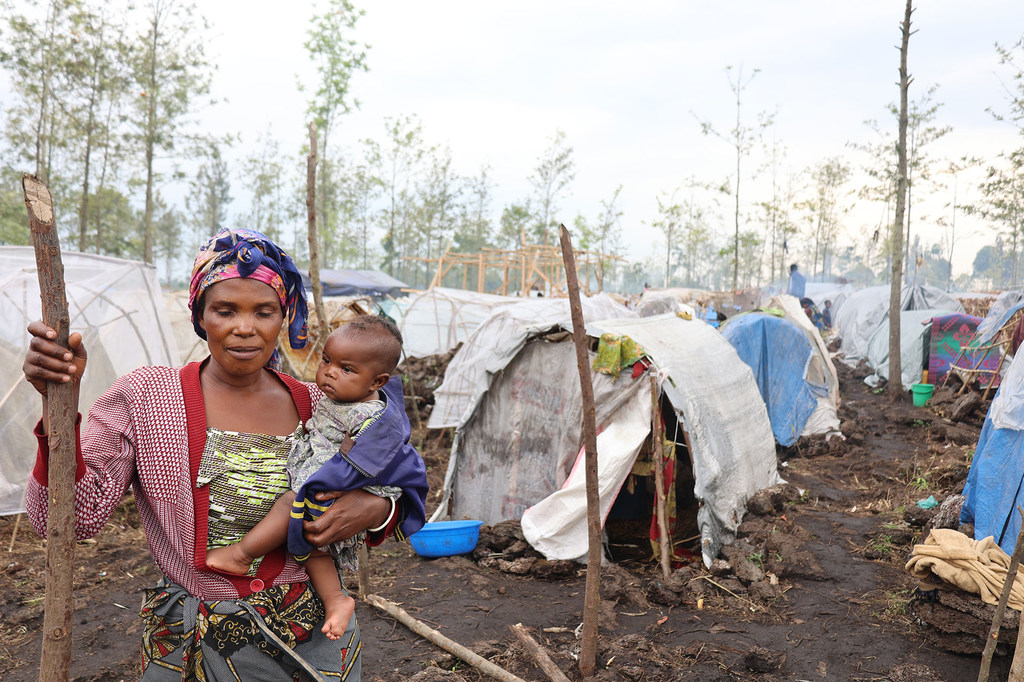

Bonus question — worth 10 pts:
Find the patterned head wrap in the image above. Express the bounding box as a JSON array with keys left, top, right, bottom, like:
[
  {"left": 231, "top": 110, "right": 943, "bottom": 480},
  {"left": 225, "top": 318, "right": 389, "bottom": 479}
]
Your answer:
[{"left": 188, "top": 229, "right": 308, "bottom": 369}]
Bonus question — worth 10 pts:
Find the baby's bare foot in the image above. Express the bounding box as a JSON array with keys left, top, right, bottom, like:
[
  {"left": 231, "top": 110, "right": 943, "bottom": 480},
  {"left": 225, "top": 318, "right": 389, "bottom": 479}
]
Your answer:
[
  {"left": 322, "top": 594, "right": 356, "bottom": 641},
  {"left": 206, "top": 545, "right": 255, "bottom": 575}
]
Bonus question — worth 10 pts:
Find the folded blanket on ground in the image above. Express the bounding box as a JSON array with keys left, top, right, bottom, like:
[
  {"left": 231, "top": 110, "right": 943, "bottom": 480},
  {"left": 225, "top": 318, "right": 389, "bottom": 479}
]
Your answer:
[{"left": 905, "top": 528, "right": 1024, "bottom": 610}]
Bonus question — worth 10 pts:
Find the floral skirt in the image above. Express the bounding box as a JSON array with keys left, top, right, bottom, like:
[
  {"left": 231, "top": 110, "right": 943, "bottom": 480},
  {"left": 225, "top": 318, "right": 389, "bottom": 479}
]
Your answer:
[{"left": 140, "top": 578, "right": 360, "bottom": 681}]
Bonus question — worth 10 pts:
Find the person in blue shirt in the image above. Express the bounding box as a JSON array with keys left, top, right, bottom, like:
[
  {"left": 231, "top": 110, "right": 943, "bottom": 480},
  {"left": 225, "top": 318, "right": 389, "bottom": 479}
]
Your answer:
[{"left": 787, "top": 263, "right": 806, "bottom": 299}]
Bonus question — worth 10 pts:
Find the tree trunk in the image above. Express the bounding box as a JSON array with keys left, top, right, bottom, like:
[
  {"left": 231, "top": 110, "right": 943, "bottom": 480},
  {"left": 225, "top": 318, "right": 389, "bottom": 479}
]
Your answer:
[
  {"left": 306, "top": 123, "right": 328, "bottom": 360},
  {"left": 888, "top": 0, "right": 913, "bottom": 402}
]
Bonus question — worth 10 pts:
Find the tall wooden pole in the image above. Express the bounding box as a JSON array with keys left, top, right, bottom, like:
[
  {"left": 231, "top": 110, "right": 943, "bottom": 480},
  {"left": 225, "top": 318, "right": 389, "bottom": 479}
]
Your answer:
[
  {"left": 306, "top": 122, "right": 328, "bottom": 360},
  {"left": 651, "top": 375, "right": 672, "bottom": 580},
  {"left": 558, "top": 224, "right": 601, "bottom": 677},
  {"left": 23, "top": 174, "right": 76, "bottom": 682}
]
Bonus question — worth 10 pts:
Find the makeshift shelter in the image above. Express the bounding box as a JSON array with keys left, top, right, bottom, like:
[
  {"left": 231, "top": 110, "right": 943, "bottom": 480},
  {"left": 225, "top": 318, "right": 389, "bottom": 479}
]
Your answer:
[
  {"left": 960, "top": 347, "right": 1024, "bottom": 555},
  {"left": 399, "top": 287, "right": 521, "bottom": 359},
  {"left": 864, "top": 309, "right": 957, "bottom": 390},
  {"left": 945, "top": 291, "right": 1024, "bottom": 392},
  {"left": 833, "top": 285, "right": 963, "bottom": 367},
  {"left": 300, "top": 268, "right": 408, "bottom": 298},
  {"left": 429, "top": 308, "right": 781, "bottom": 567},
  {"left": 0, "top": 248, "right": 179, "bottom": 515},
  {"left": 719, "top": 295, "right": 841, "bottom": 446},
  {"left": 928, "top": 313, "right": 990, "bottom": 386}
]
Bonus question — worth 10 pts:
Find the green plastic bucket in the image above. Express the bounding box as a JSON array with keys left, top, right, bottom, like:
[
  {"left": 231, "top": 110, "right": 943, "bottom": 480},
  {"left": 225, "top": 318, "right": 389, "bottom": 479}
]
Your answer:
[{"left": 911, "top": 383, "right": 934, "bottom": 407}]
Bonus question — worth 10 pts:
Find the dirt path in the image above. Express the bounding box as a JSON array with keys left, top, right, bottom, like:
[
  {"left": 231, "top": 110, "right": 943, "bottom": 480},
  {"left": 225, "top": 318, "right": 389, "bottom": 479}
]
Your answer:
[{"left": 0, "top": 361, "right": 1008, "bottom": 681}]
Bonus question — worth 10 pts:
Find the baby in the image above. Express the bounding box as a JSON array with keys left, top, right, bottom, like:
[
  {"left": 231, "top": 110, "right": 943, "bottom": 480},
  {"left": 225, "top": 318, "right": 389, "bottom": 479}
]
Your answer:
[{"left": 207, "top": 315, "right": 417, "bottom": 640}]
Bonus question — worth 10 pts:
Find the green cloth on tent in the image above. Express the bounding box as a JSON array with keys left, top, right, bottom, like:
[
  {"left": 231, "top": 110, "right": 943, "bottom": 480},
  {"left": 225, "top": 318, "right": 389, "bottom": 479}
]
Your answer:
[
  {"left": 757, "top": 306, "right": 786, "bottom": 317},
  {"left": 592, "top": 332, "right": 646, "bottom": 379}
]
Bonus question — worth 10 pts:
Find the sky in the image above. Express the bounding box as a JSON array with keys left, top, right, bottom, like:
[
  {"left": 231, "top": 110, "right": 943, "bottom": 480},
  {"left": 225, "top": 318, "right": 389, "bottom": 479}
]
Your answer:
[{"left": 8, "top": 0, "right": 1024, "bottom": 281}]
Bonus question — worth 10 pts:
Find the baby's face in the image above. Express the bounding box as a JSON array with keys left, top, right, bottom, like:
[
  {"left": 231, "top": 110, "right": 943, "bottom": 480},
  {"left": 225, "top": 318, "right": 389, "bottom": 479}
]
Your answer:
[{"left": 316, "top": 333, "right": 386, "bottom": 403}]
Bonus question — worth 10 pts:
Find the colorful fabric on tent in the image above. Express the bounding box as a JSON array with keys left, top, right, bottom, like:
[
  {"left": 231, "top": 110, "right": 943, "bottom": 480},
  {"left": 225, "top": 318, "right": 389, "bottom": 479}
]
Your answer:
[
  {"left": 592, "top": 333, "right": 647, "bottom": 379},
  {"left": 645, "top": 436, "right": 684, "bottom": 564},
  {"left": 937, "top": 313, "right": 1000, "bottom": 388}
]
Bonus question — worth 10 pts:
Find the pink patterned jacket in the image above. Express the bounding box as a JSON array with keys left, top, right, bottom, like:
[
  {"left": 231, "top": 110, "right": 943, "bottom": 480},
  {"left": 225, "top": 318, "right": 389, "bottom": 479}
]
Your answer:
[{"left": 26, "top": 362, "right": 394, "bottom": 601}]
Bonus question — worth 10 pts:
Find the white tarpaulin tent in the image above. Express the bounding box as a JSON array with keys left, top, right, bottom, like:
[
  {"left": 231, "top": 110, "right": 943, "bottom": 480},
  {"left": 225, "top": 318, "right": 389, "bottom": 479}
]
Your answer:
[
  {"left": 834, "top": 285, "right": 963, "bottom": 367},
  {"left": 399, "top": 287, "right": 522, "bottom": 359},
  {"left": 430, "top": 310, "right": 781, "bottom": 567},
  {"left": 427, "top": 294, "right": 632, "bottom": 429},
  {"left": 865, "top": 309, "right": 953, "bottom": 390},
  {"left": 0, "top": 248, "right": 179, "bottom": 515}
]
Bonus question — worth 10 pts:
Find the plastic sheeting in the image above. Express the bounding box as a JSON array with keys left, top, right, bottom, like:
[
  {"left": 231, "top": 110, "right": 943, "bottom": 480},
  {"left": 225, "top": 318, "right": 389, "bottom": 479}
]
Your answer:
[
  {"left": 433, "top": 339, "right": 649, "bottom": 527},
  {"left": 990, "top": 349, "right": 1024, "bottom": 431},
  {"left": 864, "top": 309, "right": 947, "bottom": 391},
  {"left": 974, "top": 290, "right": 1024, "bottom": 347},
  {"left": 521, "top": 389, "right": 652, "bottom": 560},
  {"left": 399, "top": 287, "right": 523, "bottom": 359},
  {"left": 721, "top": 313, "right": 822, "bottom": 446},
  {"left": 961, "top": 358, "right": 1024, "bottom": 554},
  {"left": 834, "top": 285, "right": 964, "bottom": 367},
  {"left": 0, "top": 248, "right": 179, "bottom": 515},
  {"left": 427, "top": 295, "right": 632, "bottom": 429},
  {"left": 589, "top": 315, "right": 782, "bottom": 566}
]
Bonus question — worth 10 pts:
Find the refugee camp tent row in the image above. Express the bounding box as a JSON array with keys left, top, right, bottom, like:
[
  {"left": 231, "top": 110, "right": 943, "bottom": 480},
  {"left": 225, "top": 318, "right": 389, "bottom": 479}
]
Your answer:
[
  {"left": 299, "top": 268, "right": 408, "bottom": 298},
  {"left": 832, "top": 285, "right": 963, "bottom": 369},
  {"left": 719, "top": 294, "right": 841, "bottom": 446},
  {"left": 428, "top": 297, "right": 782, "bottom": 568},
  {"left": 0, "top": 248, "right": 179, "bottom": 515}
]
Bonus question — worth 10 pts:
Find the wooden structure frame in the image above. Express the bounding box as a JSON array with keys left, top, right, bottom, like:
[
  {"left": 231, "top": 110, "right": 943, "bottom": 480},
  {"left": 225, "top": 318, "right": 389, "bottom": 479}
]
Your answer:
[
  {"left": 404, "top": 240, "right": 625, "bottom": 298},
  {"left": 943, "top": 308, "right": 1024, "bottom": 399}
]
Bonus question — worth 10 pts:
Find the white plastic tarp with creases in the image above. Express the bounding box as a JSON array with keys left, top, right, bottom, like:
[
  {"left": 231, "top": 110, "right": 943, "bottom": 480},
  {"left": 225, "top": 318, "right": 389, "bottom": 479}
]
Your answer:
[
  {"left": 427, "top": 295, "right": 633, "bottom": 429},
  {"left": 521, "top": 389, "right": 652, "bottom": 561},
  {"left": 399, "top": 287, "right": 523, "bottom": 359},
  {"left": 835, "top": 285, "right": 963, "bottom": 367},
  {"left": 588, "top": 314, "right": 783, "bottom": 566},
  {"left": 767, "top": 295, "right": 841, "bottom": 438},
  {"left": 865, "top": 309, "right": 950, "bottom": 390},
  {"left": 0, "top": 248, "right": 179, "bottom": 515}
]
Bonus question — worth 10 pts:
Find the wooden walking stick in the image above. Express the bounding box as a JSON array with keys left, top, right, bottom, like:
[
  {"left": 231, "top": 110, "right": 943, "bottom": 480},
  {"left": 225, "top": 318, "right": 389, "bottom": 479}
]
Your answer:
[
  {"left": 558, "top": 224, "right": 601, "bottom": 678},
  {"left": 979, "top": 505, "right": 1024, "bottom": 682},
  {"left": 23, "top": 174, "right": 77, "bottom": 682}
]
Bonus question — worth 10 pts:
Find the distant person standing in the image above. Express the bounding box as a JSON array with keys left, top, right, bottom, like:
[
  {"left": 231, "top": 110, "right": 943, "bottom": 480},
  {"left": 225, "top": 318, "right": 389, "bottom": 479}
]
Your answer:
[
  {"left": 822, "top": 300, "right": 833, "bottom": 328},
  {"left": 787, "top": 263, "right": 806, "bottom": 299}
]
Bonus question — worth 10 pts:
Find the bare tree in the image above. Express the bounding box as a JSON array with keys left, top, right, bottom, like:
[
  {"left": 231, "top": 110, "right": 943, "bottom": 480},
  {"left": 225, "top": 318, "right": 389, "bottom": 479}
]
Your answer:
[{"left": 888, "top": 0, "right": 914, "bottom": 402}]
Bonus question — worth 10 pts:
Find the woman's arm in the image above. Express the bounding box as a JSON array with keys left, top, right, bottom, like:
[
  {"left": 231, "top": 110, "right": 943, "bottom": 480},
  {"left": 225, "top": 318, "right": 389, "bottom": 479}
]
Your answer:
[{"left": 302, "top": 489, "right": 393, "bottom": 547}]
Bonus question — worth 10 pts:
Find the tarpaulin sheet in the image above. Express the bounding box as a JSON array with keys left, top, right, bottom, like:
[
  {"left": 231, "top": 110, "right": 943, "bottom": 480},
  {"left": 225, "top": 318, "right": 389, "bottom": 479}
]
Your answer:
[
  {"left": 835, "top": 285, "right": 963, "bottom": 367},
  {"left": 589, "top": 314, "right": 782, "bottom": 566},
  {"left": 974, "top": 291, "right": 1024, "bottom": 347},
  {"left": 961, "top": 363, "right": 1024, "bottom": 555},
  {"left": 720, "top": 313, "right": 819, "bottom": 446},
  {"left": 865, "top": 309, "right": 946, "bottom": 391},
  {"left": 520, "top": 388, "right": 652, "bottom": 561},
  {"left": 929, "top": 313, "right": 996, "bottom": 385}
]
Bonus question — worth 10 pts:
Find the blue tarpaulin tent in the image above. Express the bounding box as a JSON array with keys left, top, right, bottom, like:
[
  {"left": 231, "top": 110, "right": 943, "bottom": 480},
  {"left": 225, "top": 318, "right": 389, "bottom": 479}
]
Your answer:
[
  {"left": 961, "top": 347, "right": 1024, "bottom": 554},
  {"left": 720, "top": 312, "right": 825, "bottom": 446},
  {"left": 301, "top": 269, "right": 408, "bottom": 297}
]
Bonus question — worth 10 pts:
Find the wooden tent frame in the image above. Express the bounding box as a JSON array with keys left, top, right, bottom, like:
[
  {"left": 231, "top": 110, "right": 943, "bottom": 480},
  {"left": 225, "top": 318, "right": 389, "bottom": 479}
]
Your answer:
[
  {"left": 404, "top": 239, "right": 625, "bottom": 298},
  {"left": 942, "top": 308, "right": 1024, "bottom": 400}
]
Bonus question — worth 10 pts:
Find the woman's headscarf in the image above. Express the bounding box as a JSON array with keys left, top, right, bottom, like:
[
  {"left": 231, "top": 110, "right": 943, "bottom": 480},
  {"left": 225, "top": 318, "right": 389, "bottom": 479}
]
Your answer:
[{"left": 188, "top": 229, "right": 308, "bottom": 369}]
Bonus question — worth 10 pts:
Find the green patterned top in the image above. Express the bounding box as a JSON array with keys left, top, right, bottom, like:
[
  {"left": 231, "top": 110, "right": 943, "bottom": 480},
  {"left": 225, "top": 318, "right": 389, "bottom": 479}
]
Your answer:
[{"left": 198, "top": 426, "right": 301, "bottom": 567}]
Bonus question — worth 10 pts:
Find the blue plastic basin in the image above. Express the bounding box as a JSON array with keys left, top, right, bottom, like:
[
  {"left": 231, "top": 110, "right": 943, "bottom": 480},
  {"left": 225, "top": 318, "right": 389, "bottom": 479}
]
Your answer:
[{"left": 408, "top": 520, "right": 484, "bottom": 558}]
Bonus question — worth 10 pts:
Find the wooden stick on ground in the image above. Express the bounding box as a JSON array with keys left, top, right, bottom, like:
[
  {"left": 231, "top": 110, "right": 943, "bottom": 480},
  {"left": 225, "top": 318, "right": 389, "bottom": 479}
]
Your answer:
[
  {"left": 365, "top": 594, "right": 528, "bottom": 682},
  {"left": 23, "top": 173, "right": 76, "bottom": 682},
  {"left": 509, "top": 623, "right": 571, "bottom": 682},
  {"left": 979, "top": 505, "right": 1024, "bottom": 682},
  {"left": 558, "top": 224, "right": 601, "bottom": 678}
]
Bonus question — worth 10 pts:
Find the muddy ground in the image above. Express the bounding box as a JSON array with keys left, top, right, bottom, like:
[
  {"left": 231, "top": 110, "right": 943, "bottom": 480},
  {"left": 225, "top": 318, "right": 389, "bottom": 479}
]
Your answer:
[{"left": 0, "top": 359, "right": 1011, "bottom": 681}]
